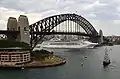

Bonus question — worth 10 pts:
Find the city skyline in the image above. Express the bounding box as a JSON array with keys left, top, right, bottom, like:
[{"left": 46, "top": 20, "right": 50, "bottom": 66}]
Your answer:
[{"left": 0, "top": 0, "right": 120, "bottom": 35}]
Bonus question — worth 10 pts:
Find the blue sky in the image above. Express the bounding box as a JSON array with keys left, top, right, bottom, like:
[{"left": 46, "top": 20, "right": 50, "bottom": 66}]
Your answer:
[{"left": 0, "top": 0, "right": 120, "bottom": 35}]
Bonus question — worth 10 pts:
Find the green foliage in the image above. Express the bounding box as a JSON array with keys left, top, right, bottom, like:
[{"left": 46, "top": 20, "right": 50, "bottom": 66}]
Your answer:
[
  {"left": 113, "top": 41, "right": 120, "bottom": 45},
  {"left": 33, "top": 49, "right": 51, "bottom": 54},
  {"left": 0, "top": 39, "right": 30, "bottom": 49},
  {"left": 31, "top": 49, "right": 53, "bottom": 60}
]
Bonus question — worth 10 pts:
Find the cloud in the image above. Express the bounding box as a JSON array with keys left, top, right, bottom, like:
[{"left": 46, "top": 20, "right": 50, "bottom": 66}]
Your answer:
[
  {"left": 0, "top": 7, "right": 43, "bottom": 30},
  {"left": 0, "top": 0, "right": 120, "bottom": 35},
  {"left": 90, "top": 20, "right": 120, "bottom": 35},
  {"left": 0, "top": 20, "right": 6, "bottom": 30}
]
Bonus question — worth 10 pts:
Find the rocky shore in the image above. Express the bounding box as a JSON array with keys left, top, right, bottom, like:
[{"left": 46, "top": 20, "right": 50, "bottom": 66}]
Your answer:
[{"left": 0, "top": 55, "right": 66, "bottom": 69}]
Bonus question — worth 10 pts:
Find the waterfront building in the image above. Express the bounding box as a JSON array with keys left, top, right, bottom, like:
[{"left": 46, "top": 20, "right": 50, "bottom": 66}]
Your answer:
[
  {"left": 105, "top": 36, "right": 120, "bottom": 42},
  {"left": 0, "top": 47, "right": 31, "bottom": 66}
]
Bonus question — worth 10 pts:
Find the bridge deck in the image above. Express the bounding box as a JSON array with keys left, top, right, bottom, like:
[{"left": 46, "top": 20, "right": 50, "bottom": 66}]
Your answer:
[
  {"left": 0, "top": 30, "right": 20, "bottom": 34},
  {"left": 31, "top": 32, "right": 100, "bottom": 37}
]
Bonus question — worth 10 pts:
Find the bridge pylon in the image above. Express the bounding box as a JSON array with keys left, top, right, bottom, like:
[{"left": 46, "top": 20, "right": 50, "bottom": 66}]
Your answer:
[
  {"left": 17, "top": 15, "right": 30, "bottom": 44},
  {"left": 7, "top": 17, "right": 18, "bottom": 40},
  {"left": 98, "top": 29, "right": 104, "bottom": 44}
]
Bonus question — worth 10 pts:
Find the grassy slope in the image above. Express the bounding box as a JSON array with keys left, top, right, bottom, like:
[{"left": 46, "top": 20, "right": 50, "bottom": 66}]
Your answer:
[
  {"left": 0, "top": 40, "right": 30, "bottom": 49},
  {"left": 0, "top": 40, "right": 53, "bottom": 59},
  {"left": 31, "top": 49, "right": 53, "bottom": 60}
]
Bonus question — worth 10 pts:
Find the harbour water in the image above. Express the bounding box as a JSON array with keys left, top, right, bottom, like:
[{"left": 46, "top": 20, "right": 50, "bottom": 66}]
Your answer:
[{"left": 0, "top": 45, "right": 120, "bottom": 79}]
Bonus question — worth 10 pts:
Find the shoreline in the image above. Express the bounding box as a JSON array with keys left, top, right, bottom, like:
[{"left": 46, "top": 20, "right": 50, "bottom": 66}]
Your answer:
[{"left": 0, "top": 55, "right": 66, "bottom": 69}]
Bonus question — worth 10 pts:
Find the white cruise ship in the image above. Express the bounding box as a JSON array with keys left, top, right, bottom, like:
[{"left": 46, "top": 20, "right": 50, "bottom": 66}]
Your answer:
[{"left": 39, "top": 38, "right": 98, "bottom": 49}]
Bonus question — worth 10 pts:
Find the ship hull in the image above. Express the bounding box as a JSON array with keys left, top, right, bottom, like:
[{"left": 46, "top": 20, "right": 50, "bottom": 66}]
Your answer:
[
  {"left": 41, "top": 40, "right": 98, "bottom": 49},
  {"left": 33, "top": 40, "right": 98, "bottom": 51},
  {"left": 42, "top": 45, "right": 89, "bottom": 49}
]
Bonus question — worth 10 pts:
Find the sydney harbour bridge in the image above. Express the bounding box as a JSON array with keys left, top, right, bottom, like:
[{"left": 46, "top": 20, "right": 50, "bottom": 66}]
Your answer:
[{"left": 0, "top": 13, "right": 107, "bottom": 49}]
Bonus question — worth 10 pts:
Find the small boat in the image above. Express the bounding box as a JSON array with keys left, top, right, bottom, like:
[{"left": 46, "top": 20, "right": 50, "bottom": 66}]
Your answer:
[
  {"left": 103, "top": 48, "right": 110, "bottom": 67},
  {"left": 21, "top": 67, "right": 24, "bottom": 70},
  {"left": 81, "top": 63, "right": 84, "bottom": 67},
  {"left": 84, "top": 56, "right": 88, "bottom": 58}
]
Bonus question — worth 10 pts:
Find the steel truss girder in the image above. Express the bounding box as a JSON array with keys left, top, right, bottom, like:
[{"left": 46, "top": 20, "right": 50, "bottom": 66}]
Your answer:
[{"left": 29, "top": 13, "right": 98, "bottom": 49}]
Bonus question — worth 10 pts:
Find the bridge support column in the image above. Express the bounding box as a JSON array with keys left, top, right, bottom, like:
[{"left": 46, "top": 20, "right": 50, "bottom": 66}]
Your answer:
[
  {"left": 17, "top": 15, "right": 30, "bottom": 44},
  {"left": 7, "top": 17, "right": 18, "bottom": 40},
  {"left": 98, "top": 29, "right": 104, "bottom": 44}
]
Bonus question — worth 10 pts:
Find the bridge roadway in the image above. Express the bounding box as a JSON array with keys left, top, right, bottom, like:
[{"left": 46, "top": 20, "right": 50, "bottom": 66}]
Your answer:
[
  {"left": 0, "top": 30, "right": 20, "bottom": 34},
  {"left": 0, "top": 30, "right": 100, "bottom": 38},
  {"left": 31, "top": 32, "right": 100, "bottom": 37}
]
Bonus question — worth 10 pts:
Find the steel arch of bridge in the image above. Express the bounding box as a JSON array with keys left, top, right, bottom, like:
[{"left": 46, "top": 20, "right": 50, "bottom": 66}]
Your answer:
[{"left": 29, "top": 13, "right": 98, "bottom": 49}]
